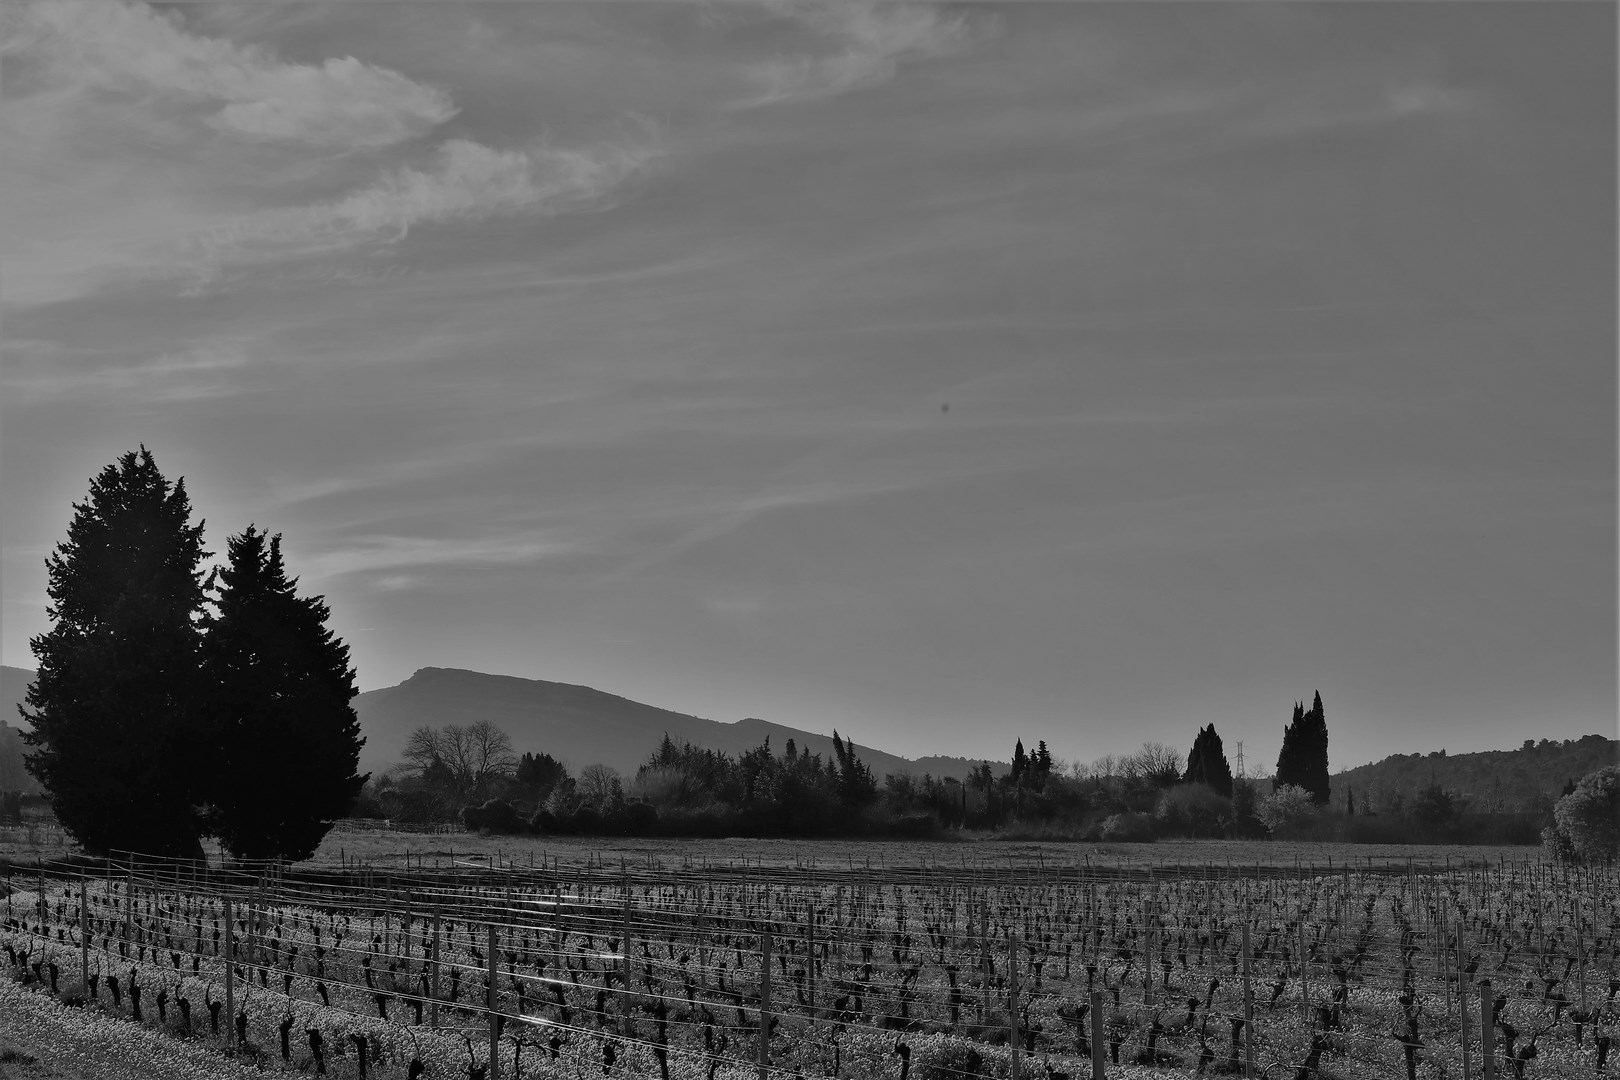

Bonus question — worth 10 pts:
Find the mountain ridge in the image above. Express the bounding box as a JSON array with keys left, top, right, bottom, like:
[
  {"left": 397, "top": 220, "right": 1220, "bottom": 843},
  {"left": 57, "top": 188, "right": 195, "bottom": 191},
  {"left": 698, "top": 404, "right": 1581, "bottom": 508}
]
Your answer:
[
  {"left": 353, "top": 666, "right": 1001, "bottom": 780},
  {"left": 4, "top": 664, "right": 1614, "bottom": 800}
]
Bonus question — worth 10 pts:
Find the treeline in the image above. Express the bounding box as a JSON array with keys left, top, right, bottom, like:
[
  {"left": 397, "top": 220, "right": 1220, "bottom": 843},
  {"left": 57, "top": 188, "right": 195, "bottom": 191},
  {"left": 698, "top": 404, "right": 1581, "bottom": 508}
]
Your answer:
[
  {"left": 1330, "top": 734, "right": 1617, "bottom": 820},
  {"left": 361, "top": 726, "right": 922, "bottom": 837},
  {"left": 359, "top": 691, "right": 1615, "bottom": 858}
]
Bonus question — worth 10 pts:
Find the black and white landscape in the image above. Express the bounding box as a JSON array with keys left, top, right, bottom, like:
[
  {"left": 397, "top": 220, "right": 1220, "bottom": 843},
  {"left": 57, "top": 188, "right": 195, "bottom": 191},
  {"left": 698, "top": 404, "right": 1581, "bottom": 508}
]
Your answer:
[{"left": 2, "top": 3, "right": 1613, "bottom": 774}]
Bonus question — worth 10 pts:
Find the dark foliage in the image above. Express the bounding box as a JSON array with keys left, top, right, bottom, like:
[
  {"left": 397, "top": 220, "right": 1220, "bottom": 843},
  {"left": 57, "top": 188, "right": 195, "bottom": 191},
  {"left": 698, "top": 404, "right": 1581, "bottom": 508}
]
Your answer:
[
  {"left": 199, "top": 526, "right": 367, "bottom": 861},
  {"left": 515, "top": 752, "right": 567, "bottom": 797},
  {"left": 1182, "top": 724, "right": 1234, "bottom": 798},
  {"left": 462, "top": 799, "right": 523, "bottom": 834},
  {"left": 1276, "top": 692, "right": 1330, "bottom": 805},
  {"left": 21, "top": 448, "right": 211, "bottom": 858},
  {"left": 1334, "top": 734, "right": 1615, "bottom": 818}
]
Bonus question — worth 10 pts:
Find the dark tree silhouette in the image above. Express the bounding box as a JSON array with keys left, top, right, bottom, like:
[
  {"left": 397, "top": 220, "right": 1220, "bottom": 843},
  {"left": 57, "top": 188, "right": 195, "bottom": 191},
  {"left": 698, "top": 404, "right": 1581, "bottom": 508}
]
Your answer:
[
  {"left": 1276, "top": 692, "right": 1330, "bottom": 805},
  {"left": 516, "top": 751, "right": 568, "bottom": 796},
  {"left": 22, "top": 448, "right": 211, "bottom": 858},
  {"left": 1181, "top": 724, "right": 1234, "bottom": 798},
  {"left": 829, "top": 730, "right": 876, "bottom": 807},
  {"left": 200, "top": 525, "right": 367, "bottom": 861}
]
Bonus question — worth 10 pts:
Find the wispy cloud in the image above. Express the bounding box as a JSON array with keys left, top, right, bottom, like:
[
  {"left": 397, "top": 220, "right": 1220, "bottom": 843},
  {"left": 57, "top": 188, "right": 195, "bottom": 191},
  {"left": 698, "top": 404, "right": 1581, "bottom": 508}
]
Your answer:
[
  {"left": 2, "top": 338, "right": 255, "bottom": 402},
  {"left": 300, "top": 533, "right": 576, "bottom": 586},
  {"left": 737, "top": 2, "right": 979, "bottom": 107},
  {"left": 184, "top": 137, "right": 654, "bottom": 283},
  {"left": 5, "top": 1, "right": 456, "bottom": 149}
]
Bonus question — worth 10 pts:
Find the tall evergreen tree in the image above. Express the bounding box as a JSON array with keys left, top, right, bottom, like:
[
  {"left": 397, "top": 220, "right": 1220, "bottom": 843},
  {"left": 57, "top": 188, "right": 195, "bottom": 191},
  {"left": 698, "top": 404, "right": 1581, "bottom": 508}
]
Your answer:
[
  {"left": 21, "top": 449, "right": 211, "bottom": 858},
  {"left": 829, "top": 730, "right": 875, "bottom": 807},
  {"left": 1182, "top": 724, "right": 1234, "bottom": 798},
  {"left": 200, "top": 526, "right": 367, "bottom": 861},
  {"left": 1276, "top": 692, "right": 1330, "bottom": 805},
  {"left": 1011, "top": 739, "right": 1028, "bottom": 784}
]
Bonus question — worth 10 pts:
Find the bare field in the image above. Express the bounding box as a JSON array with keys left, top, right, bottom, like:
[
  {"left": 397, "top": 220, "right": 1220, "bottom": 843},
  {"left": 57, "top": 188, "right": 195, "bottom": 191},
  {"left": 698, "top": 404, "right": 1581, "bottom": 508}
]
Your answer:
[
  {"left": 306, "top": 825, "right": 1542, "bottom": 876},
  {"left": 1, "top": 821, "right": 1546, "bottom": 875}
]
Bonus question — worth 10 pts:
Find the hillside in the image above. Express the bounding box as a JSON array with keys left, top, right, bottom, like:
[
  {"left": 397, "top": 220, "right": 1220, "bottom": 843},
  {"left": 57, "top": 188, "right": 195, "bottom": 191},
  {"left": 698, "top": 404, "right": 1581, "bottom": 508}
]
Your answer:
[
  {"left": 0, "top": 667, "right": 42, "bottom": 794},
  {"left": 355, "top": 667, "right": 999, "bottom": 781},
  {"left": 1331, "top": 734, "right": 1618, "bottom": 815},
  {"left": 2, "top": 666, "right": 32, "bottom": 729},
  {"left": 1, "top": 664, "right": 997, "bottom": 785}
]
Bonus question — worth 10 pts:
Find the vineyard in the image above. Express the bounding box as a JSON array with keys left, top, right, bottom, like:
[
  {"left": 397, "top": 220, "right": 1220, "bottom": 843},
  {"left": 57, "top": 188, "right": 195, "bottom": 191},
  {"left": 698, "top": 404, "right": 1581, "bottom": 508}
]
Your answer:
[{"left": 2, "top": 849, "right": 1616, "bottom": 1080}]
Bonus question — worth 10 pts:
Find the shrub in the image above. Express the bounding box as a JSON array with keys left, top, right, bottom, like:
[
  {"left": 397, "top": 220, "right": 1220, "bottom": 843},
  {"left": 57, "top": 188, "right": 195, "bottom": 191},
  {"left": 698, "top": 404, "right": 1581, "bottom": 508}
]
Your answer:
[
  {"left": 1228, "top": 779, "right": 1266, "bottom": 839},
  {"left": 564, "top": 805, "right": 604, "bottom": 835},
  {"left": 1257, "top": 784, "right": 1319, "bottom": 838},
  {"left": 1099, "top": 811, "right": 1156, "bottom": 842},
  {"left": 1155, "top": 783, "right": 1232, "bottom": 838},
  {"left": 607, "top": 801, "right": 659, "bottom": 837},
  {"left": 461, "top": 799, "right": 522, "bottom": 835},
  {"left": 883, "top": 813, "right": 941, "bottom": 838},
  {"left": 1544, "top": 765, "right": 1620, "bottom": 862}
]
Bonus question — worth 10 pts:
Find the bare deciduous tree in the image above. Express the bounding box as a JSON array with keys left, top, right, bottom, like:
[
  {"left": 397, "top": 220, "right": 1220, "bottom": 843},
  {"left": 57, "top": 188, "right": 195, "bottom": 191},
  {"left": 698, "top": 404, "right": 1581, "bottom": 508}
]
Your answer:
[
  {"left": 576, "top": 763, "right": 622, "bottom": 810},
  {"left": 400, "top": 721, "right": 518, "bottom": 808},
  {"left": 1131, "top": 742, "right": 1184, "bottom": 788}
]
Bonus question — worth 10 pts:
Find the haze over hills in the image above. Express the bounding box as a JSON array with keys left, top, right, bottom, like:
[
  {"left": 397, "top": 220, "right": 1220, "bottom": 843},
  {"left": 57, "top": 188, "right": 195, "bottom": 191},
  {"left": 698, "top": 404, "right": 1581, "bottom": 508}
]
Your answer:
[
  {"left": 1332, "top": 735, "right": 1618, "bottom": 816},
  {"left": 354, "top": 667, "right": 1001, "bottom": 781},
  {"left": 3, "top": 664, "right": 1614, "bottom": 805}
]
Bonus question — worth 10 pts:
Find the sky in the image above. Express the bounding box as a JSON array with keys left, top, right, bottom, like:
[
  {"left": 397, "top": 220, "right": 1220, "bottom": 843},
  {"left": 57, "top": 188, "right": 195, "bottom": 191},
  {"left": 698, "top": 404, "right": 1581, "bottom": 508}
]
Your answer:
[{"left": 2, "top": 2, "right": 1614, "bottom": 775}]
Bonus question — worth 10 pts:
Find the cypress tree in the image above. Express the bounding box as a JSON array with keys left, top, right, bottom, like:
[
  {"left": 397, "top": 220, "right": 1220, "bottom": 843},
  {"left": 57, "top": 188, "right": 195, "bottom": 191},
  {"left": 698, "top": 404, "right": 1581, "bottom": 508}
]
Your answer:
[
  {"left": 1182, "top": 724, "right": 1234, "bottom": 798},
  {"left": 1011, "top": 739, "right": 1028, "bottom": 783},
  {"left": 1276, "top": 693, "right": 1330, "bottom": 805},
  {"left": 21, "top": 448, "right": 211, "bottom": 858},
  {"left": 199, "top": 526, "right": 367, "bottom": 861},
  {"left": 1304, "top": 691, "right": 1331, "bottom": 805}
]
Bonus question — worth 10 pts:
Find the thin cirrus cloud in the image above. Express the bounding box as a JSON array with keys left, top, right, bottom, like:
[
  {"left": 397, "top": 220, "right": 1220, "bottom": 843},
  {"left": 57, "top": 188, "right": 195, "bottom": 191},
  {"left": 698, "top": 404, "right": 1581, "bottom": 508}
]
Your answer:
[
  {"left": 736, "top": 2, "right": 979, "bottom": 107},
  {"left": 298, "top": 534, "right": 577, "bottom": 589},
  {"left": 6, "top": 0, "right": 456, "bottom": 149},
  {"left": 3, "top": 340, "right": 254, "bottom": 403},
  {"left": 184, "top": 138, "right": 655, "bottom": 283}
]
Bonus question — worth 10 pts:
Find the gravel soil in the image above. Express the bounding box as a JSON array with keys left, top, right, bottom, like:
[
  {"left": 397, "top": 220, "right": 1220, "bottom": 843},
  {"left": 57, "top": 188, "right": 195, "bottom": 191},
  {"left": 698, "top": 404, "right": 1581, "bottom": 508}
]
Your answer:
[{"left": 0, "top": 978, "right": 266, "bottom": 1080}]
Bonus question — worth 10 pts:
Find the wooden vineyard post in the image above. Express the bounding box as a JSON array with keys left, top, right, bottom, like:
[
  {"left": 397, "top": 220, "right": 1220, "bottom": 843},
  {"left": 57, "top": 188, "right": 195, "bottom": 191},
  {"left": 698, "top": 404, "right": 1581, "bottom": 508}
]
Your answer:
[
  {"left": 1480, "top": 979, "right": 1494, "bottom": 1080},
  {"left": 1008, "top": 932, "right": 1021, "bottom": 1080},
  {"left": 1458, "top": 921, "right": 1470, "bottom": 1080},
  {"left": 223, "top": 895, "right": 234, "bottom": 1045},
  {"left": 1090, "top": 988, "right": 1105, "bottom": 1080},
  {"left": 124, "top": 860, "right": 134, "bottom": 944},
  {"left": 805, "top": 900, "right": 817, "bottom": 1008},
  {"left": 487, "top": 922, "right": 500, "bottom": 1080},
  {"left": 430, "top": 904, "right": 442, "bottom": 1029},
  {"left": 1142, "top": 899, "right": 1154, "bottom": 1008},
  {"left": 1438, "top": 901, "right": 1450, "bottom": 1019},
  {"left": 1298, "top": 919, "right": 1309, "bottom": 1022},
  {"left": 1576, "top": 885, "right": 1587, "bottom": 1015},
  {"left": 979, "top": 897, "right": 992, "bottom": 1021},
  {"left": 553, "top": 880, "right": 564, "bottom": 972},
  {"left": 833, "top": 887, "right": 843, "bottom": 965},
  {"left": 1241, "top": 899, "right": 1254, "bottom": 1079},
  {"left": 758, "top": 926, "right": 773, "bottom": 1080},
  {"left": 622, "top": 881, "right": 633, "bottom": 1020},
  {"left": 79, "top": 876, "right": 89, "bottom": 996}
]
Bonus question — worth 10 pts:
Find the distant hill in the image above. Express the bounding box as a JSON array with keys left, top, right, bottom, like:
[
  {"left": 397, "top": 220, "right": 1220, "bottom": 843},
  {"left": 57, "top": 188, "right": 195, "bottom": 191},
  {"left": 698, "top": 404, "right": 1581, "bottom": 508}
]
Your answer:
[
  {"left": 1331, "top": 735, "right": 1618, "bottom": 815},
  {"left": 1, "top": 666, "right": 42, "bottom": 794},
  {"left": 2, "top": 666, "right": 32, "bottom": 729},
  {"left": 2, "top": 664, "right": 997, "bottom": 785},
  {"left": 355, "top": 667, "right": 1001, "bottom": 781}
]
